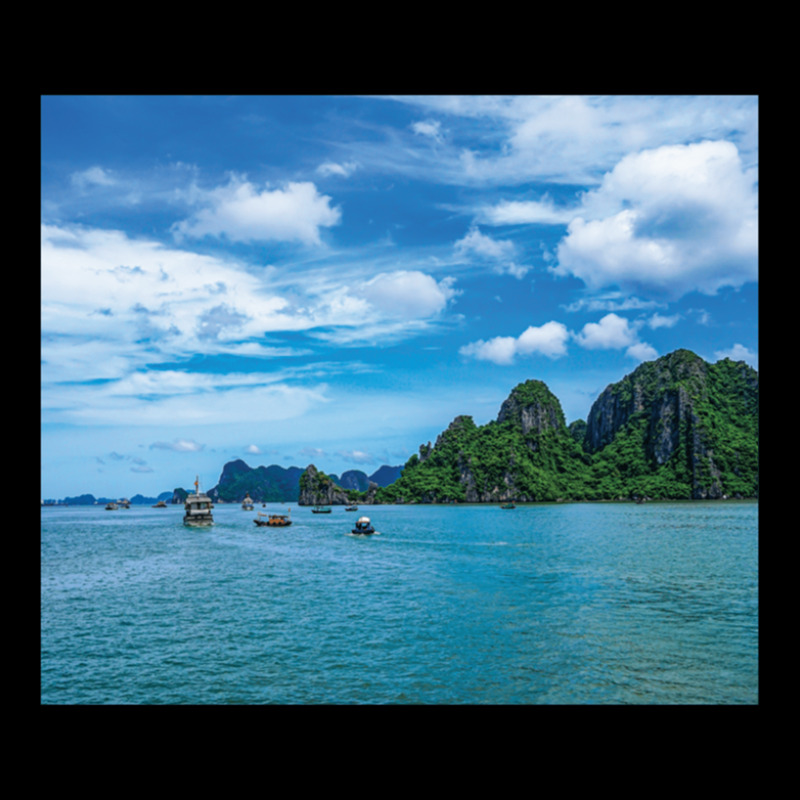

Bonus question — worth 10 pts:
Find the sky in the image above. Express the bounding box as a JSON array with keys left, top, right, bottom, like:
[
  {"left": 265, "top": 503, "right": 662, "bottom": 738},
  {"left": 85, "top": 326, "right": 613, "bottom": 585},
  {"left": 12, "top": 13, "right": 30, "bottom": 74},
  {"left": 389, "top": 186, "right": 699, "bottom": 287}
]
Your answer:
[{"left": 41, "top": 95, "right": 758, "bottom": 500}]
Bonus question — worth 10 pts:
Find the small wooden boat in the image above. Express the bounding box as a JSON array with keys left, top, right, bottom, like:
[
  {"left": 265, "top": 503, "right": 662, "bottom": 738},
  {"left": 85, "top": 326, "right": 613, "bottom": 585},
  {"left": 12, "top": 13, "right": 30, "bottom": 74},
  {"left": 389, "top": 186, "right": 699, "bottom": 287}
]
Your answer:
[
  {"left": 254, "top": 512, "right": 292, "bottom": 527},
  {"left": 500, "top": 503, "right": 516, "bottom": 509},
  {"left": 311, "top": 505, "right": 332, "bottom": 513},
  {"left": 351, "top": 516, "right": 376, "bottom": 535},
  {"left": 345, "top": 505, "right": 358, "bottom": 511}
]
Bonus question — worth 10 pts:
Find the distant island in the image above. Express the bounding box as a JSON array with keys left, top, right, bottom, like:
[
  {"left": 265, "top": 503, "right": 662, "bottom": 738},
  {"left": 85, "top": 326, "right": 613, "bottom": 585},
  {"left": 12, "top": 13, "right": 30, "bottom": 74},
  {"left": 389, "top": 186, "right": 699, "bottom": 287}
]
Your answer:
[
  {"left": 43, "top": 464, "right": 403, "bottom": 506},
  {"left": 44, "top": 350, "right": 757, "bottom": 507}
]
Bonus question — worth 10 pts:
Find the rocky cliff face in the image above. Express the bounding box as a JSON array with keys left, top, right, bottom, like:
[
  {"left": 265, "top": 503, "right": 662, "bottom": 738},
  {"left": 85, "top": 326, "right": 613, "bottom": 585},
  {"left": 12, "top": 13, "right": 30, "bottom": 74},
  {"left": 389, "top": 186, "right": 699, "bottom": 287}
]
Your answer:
[
  {"left": 376, "top": 349, "right": 757, "bottom": 503},
  {"left": 497, "top": 379, "right": 566, "bottom": 436},
  {"left": 583, "top": 349, "right": 758, "bottom": 499},
  {"left": 298, "top": 464, "right": 379, "bottom": 505}
]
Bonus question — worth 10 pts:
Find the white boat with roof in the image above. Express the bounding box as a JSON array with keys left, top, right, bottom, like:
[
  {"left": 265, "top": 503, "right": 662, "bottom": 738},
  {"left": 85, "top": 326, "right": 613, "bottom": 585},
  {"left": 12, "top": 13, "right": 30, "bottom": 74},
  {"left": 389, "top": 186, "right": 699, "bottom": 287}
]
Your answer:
[{"left": 183, "top": 476, "right": 214, "bottom": 527}]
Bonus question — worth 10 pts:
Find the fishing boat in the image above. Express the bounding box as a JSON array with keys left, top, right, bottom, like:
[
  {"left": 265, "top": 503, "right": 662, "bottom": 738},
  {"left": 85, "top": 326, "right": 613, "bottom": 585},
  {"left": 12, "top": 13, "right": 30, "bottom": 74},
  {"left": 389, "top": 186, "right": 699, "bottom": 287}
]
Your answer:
[
  {"left": 242, "top": 493, "right": 254, "bottom": 511},
  {"left": 500, "top": 502, "right": 516, "bottom": 509},
  {"left": 311, "top": 505, "right": 332, "bottom": 513},
  {"left": 152, "top": 500, "right": 168, "bottom": 508},
  {"left": 254, "top": 511, "right": 292, "bottom": 527},
  {"left": 345, "top": 505, "right": 358, "bottom": 511},
  {"left": 183, "top": 477, "right": 214, "bottom": 527},
  {"left": 351, "top": 516, "right": 376, "bottom": 535}
]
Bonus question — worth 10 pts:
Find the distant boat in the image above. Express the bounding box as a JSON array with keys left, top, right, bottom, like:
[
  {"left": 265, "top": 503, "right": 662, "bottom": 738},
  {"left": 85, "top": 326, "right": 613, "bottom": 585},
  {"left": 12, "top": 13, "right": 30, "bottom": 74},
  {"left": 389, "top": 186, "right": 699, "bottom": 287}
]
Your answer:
[
  {"left": 345, "top": 505, "right": 358, "bottom": 511},
  {"left": 500, "top": 503, "right": 516, "bottom": 509},
  {"left": 105, "top": 502, "right": 118, "bottom": 510},
  {"left": 254, "top": 511, "right": 292, "bottom": 527},
  {"left": 351, "top": 516, "right": 376, "bottom": 535},
  {"left": 242, "top": 493, "right": 254, "bottom": 511},
  {"left": 152, "top": 500, "right": 168, "bottom": 508},
  {"left": 312, "top": 505, "right": 332, "bottom": 513},
  {"left": 184, "top": 477, "right": 214, "bottom": 527},
  {"left": 119, "top": 499, "right": 130, "bottom": 509}
]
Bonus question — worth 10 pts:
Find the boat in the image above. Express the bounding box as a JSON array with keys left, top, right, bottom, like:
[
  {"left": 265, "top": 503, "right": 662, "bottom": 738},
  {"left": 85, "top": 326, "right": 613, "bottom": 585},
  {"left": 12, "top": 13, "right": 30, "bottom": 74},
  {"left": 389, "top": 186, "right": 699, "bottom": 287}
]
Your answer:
[
  {"left": 105, "top": 502, "right": 118, "bottom": 510},
  {"left": 119, "top": 499, "right": 130, "bottom": 509},
  {"left": 345, "top": 505, "right": 358, "bottom": 511},
  {"left": 254, "top": 511, "right": 292, "bottom": 527},
  {"left": 500, "top": 502, "right": 516, "bottom": 509},
  {"left": 152, "top": 500, "right": 168, "bottom": 508},
  {"left": 183, "top": 477, "right": 214, "bottom": 527},
  {"left": 242, "top": 493, "right": 254, "bottom": 511},
  {"left": 311, "top": 505, "right": 332, "bottom": 513},
  {"left": 351, "top": 516, "right": 376, "bottom": 535}
]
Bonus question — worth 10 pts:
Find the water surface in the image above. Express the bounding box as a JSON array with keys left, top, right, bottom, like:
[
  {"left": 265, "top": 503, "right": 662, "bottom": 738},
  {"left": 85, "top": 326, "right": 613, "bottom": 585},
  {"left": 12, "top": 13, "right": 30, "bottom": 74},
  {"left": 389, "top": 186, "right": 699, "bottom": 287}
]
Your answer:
[{"left": 40, "top": 500, "right": 758, "bottom": 704}]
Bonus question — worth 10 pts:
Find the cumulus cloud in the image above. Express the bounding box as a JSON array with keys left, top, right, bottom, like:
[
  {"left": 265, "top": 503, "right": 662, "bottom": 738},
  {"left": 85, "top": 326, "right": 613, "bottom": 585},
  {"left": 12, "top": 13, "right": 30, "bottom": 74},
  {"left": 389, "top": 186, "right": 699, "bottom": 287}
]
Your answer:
[
  {"left": 356, "top": 270, "right": 458, "bottom": 319},
  {"left": 574, "top": 313, "right": 640, "bottom": 350},
  {"left": 574, "top": 313, "right": 657, "bottom": 362},
  {"left": 171, "top": 177, "right": 341, "bottom": 245},
  {"left": 460, "top": 320, "right": 569, "bottom": 365},
  {"left": 552, "top": 140, "right": 758, "bottom": 298}
]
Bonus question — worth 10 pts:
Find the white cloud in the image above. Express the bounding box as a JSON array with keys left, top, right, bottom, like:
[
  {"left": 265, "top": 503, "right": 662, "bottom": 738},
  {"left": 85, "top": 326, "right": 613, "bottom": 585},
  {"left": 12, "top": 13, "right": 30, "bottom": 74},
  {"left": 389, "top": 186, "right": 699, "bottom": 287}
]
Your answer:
[
  {"left": 574, "top": 313, "right": 639, "bottom": 350},
  {"left": 455, "top": 227, "right": 515, "bottom": 261},
  {"left": 338, "top": 449, "right": 377, "bottom": 465},
  {"left": 647, "top": 312, "right": 681, "bottom": 329},
  {"left": 625, "top": 341, "right": 659, "bottom": 362},
  {"left": 454, "top": 227, "right": 529, "bottom": 279},
  {"left": 150, "top": 439, "right": 206, "bottom": 452},
  {"left": 460, "top": 320, "right": 569, "bottom": 365},
  {"left": 356, "top": 270, "right": 458, "bottom": 319},
  {"left": 171, "top": 177, "right": 341, "bottom": 245},
  {"left": 516, "top": 321, "right": 570, "bottom": 358},
  {"left": 411, "top": 120, "right": 444, "bottom": 142},
  {"left": 715, "top": 343, "right": 758, "bottom": 370},
  {"left": 573, "top": 312, "right": 658, "bottom": 362},
  {"left": 317, "top": 161, "right": 358, "bottom": 178},
  {"left": 477, "top": 197, "right": 576, "bottom": 226},
  {"left": 552, "top": 140, "right": 758, "bottom": 298},
  {"left": 71, "top": 166, "right": 116, "bottom": 188}
]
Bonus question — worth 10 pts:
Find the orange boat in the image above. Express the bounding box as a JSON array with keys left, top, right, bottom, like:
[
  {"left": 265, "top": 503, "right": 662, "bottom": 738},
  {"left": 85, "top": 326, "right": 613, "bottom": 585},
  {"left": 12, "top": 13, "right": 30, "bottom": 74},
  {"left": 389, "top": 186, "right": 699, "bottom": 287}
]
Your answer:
[{"left": 254, "top": 512, "right": 292, "bottom": 527}]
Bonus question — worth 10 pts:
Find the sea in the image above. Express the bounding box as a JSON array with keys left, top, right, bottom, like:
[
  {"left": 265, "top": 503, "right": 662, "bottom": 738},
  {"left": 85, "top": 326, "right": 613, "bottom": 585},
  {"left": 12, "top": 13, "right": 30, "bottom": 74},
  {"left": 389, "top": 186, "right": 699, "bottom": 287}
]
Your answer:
[{"left": 40, "top": 499, "right": 758, "bottom": 705}]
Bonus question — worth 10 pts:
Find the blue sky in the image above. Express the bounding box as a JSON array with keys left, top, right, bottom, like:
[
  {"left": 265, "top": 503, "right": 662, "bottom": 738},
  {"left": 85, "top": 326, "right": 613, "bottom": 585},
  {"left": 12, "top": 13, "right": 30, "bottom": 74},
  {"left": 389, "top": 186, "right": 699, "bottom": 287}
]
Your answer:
[{"left": 41, "top": 95, "right": 758, "bottom": 499}]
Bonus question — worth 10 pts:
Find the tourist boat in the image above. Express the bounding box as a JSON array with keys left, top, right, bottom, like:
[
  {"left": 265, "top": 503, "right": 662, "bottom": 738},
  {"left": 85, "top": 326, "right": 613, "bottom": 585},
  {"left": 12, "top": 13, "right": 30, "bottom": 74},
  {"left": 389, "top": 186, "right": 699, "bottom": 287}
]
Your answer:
[
  {"left": 345, "top": 505, "right": 358, "bottom": 511},
  {"left": 105, "top": 502, "right": 118, "bottom": 510},
  {"left": 119, "top": 499, "right": 130, "bottom": 509},
  {"left": 311, "top": 505, "right": 332, "bottom": 513},
  {"left": 183, "top": 477, "right": 214, "bottom": 527},
  {"left": 152, "top": 500, "right": 168, "bottom": 508},
  {"left": 351, "top": 516, "right": 376, "bottom": 535},
  {"left": 242, "top": 493, "right": 254, "bottom": 511},
  {"left": 254, "top": 511, "right": 292, "bottom": 527},
  {"left": 500, "top": 502, "right": 516, "bottom": 509}
]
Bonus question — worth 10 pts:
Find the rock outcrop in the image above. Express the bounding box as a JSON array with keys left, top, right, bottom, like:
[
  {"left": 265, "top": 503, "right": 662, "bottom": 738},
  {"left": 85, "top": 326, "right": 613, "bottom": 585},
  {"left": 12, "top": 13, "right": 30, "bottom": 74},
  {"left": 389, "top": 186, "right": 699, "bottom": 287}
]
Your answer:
[{"left": 298, "top": 464, "right": 380, "bottom": 505}]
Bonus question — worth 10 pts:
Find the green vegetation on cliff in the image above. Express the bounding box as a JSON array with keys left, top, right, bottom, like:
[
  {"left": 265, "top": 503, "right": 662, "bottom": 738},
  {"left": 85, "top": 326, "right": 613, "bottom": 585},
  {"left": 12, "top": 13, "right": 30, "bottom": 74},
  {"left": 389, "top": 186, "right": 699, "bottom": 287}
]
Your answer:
[{"left": 376, "top": 351, "right": 758, "bottom": 504}]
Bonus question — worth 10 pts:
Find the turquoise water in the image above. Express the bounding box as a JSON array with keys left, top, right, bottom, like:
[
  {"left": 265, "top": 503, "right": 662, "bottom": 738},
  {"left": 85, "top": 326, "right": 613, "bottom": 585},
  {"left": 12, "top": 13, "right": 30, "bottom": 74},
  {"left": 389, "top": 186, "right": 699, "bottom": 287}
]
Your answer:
[{"left": 40, "top": 500, "right": 758, "bottom": 704}]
